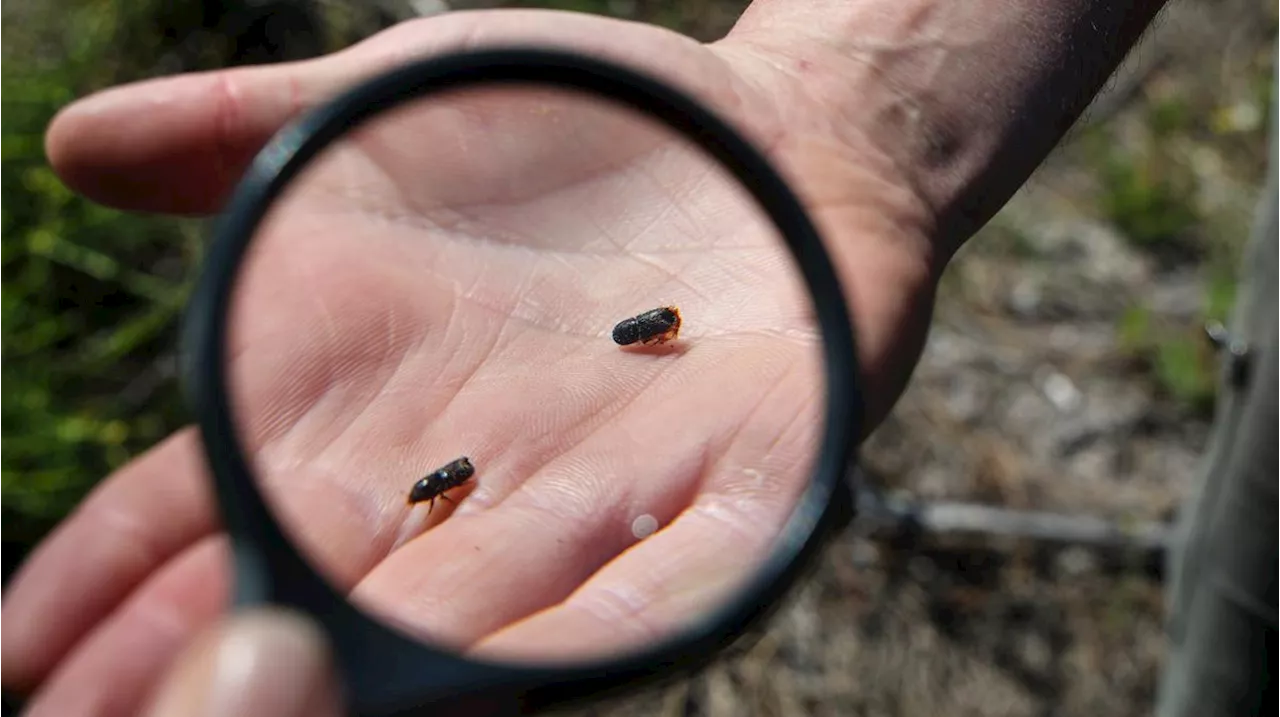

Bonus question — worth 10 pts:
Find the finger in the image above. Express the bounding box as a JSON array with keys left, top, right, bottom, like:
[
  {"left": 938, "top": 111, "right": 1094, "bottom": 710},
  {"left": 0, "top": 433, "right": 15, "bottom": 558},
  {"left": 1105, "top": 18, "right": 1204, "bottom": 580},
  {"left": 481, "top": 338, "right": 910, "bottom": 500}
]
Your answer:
[
  {"left": 44, "top": 60, "right": 329, "bottom": 216},
  {"left": 19, "top": 536, "right": 230, "bottom": 717},
  {"left": 44, "top": 10, "right": 746, "bottom": 216},
  {"left": 142, "top": 608, "right": 342, "bottom": 717},
  {"left": 349, "top": 392, "right": 706, "bottom": 650},
  {"left": 467, "top": 356, "right": 819, "bottom": 661},
  {"left": 469, "top": 486, "right": 791, "bottom": 662},
  {"left": 1, "top": 428, "right": 217, "bottom": 694},
  {"left": 351, "top": 334, "right": 816, "bottom": 649}
]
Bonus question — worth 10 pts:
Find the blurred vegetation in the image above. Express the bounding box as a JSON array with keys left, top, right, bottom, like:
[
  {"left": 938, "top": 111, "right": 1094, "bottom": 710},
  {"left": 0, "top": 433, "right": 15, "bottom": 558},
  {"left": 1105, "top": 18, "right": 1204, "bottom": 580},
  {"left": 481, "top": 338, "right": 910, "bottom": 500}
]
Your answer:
[
  {"left": 1096, "top": 53, "right": 1274, "bottom": 416},
  {"left": 1095, "top": 142, "right": 1201, "bottom": 254},
  {"left": 501, "top": 0, "right": 746, "bottom": 40},
  {"left": 1116, "top": 306, "right": 1215, "bottom": 415},
  {"left": 1080, "top": 92, "right": 1205, "bottom": 263},
  {"left": 4, "top": 1, "right": 186, "bottom": 570},
  {"left": 0, "top": 0, "right": 394, "bottom": 581}
]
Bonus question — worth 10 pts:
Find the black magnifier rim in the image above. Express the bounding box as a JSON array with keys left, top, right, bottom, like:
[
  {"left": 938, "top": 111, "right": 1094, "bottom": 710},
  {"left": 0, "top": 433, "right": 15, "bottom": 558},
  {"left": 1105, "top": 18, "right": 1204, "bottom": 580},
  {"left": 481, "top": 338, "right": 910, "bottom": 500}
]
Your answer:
[{"left": 182, "top": 46, "right": 863, "bottom": 717}]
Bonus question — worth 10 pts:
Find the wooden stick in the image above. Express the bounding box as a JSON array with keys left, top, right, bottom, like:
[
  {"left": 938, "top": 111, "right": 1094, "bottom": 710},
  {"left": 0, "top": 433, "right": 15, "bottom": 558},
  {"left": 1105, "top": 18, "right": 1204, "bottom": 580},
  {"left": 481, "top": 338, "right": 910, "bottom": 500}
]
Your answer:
[{"left": 851, "top": 481, "right": 1171, "bottom": 553}]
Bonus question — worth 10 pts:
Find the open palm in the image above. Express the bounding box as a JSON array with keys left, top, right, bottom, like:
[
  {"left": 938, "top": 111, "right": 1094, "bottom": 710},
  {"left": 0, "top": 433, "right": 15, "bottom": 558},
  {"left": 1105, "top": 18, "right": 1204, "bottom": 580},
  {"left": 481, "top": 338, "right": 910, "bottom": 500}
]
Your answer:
[
  {"left": 4, "top": 9, "right": 939, "bottom": 717},
  {"left": 235, "top": 62, "right": 824, "bottom": 657}
]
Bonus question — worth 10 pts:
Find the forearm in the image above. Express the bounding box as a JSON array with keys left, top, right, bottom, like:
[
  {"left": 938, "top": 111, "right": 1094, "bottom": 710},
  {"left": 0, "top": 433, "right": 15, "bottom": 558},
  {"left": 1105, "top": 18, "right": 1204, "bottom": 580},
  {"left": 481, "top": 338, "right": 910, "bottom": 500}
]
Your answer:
[{"left": 727, "top": 0, "right": 1170, "bottom": 260}]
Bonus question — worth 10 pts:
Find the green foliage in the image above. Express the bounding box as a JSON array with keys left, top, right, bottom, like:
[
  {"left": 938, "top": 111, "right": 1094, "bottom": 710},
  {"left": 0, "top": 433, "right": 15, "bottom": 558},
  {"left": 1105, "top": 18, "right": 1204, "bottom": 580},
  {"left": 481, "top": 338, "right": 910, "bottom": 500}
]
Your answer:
[
  {"left": 1116, "top": 303, "right": 1220, "bottom": 416},
  {"left": 1, "top": 0, "right": 212, "bottom": 552},
  {"left": 1096, "top": 146, "right": 1201, "bottom": 251},
  {"left": 1148, "top": 95, "right": 1193, "bottom": 139},
  {"left": 1102, "top": 574, "right": 1158, "bottom": 635},
  {"left": 1116, "top": 305, "right": 1154, "bottom": 354},
  {"left": 1201, "top": 265, "right": 1238, "bottom": 324},
  {"left": 1147, "top": 226, "right": 1245, "bottom": 414},
  {"left": 1150, "top": 334, "right": 1216, "bottom": 412},
  {"left": 1075, "top": 91, "right": 1207, "bottom": 259}
]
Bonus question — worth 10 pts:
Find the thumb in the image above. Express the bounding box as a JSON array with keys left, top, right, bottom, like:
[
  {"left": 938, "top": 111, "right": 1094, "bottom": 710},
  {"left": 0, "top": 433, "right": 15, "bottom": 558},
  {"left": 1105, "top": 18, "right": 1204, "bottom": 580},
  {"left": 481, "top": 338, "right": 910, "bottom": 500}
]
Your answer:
[{"left": 143, "top": 608, "right": 344, "bottom": 717}]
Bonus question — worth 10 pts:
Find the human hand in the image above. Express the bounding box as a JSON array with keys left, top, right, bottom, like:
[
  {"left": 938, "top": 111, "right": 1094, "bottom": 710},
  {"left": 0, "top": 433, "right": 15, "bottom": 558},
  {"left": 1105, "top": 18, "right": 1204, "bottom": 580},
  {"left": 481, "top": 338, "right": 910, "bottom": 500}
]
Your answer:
[
  {"left": 3, "top": 8, "right": 938, "bottom": 717},
  {"left": 140, "top": 608, "right": 344, "bottom": 717}
]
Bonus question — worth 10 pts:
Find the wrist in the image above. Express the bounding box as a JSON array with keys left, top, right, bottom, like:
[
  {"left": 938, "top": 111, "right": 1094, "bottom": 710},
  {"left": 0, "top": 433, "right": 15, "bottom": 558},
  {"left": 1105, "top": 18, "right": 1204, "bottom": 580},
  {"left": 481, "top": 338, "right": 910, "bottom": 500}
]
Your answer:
[{"left": 724, "top": 0, "right": 1170, "bottom": 262}]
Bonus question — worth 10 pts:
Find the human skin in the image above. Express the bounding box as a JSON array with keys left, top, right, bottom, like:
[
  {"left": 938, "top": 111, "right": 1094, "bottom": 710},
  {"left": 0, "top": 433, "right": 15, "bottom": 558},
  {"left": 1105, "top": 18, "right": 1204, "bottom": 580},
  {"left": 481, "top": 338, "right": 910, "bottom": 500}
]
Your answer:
[{"left": 1, "top": 2, "right": 1168, "bottom": 716}]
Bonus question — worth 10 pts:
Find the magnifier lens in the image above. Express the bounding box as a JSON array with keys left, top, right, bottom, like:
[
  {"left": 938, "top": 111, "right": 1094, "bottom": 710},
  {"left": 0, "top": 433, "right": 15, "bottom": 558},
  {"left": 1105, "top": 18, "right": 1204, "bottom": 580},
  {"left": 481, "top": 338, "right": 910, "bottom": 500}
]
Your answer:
[{"left": 225, "top": 81, "right": 826, "bottom": 664}]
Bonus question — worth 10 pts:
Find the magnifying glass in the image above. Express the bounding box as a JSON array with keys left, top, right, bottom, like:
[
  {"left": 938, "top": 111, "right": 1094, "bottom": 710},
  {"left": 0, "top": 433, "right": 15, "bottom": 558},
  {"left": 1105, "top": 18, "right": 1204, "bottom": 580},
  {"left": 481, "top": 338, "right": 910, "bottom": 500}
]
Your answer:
[{"left": 181, "top": 46, "right": 863, "bottom": 717}]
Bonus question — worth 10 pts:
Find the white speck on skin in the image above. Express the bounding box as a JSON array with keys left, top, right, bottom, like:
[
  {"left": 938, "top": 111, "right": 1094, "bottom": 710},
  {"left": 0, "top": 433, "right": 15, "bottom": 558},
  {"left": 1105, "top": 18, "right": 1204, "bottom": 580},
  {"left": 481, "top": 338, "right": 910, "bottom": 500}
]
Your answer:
[{"left": 631, "top": 514, "right": 659, "bottom": 539}]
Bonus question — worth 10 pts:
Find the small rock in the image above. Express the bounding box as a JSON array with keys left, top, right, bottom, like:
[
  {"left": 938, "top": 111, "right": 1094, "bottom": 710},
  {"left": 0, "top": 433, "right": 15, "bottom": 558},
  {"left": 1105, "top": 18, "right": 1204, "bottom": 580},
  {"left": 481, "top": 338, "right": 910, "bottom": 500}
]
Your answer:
[
  {"left": 1041, "top": 370, "right": 1084, "bottom": 413},
  {"left": 1049, "top": 380, "right": 1151, "bottom": 462},
  {"left": 917, "top": 465, "right": 956, "bottom": 500},
  {"left": 1008, "top": 277, "right": 1044, "bottom": 317},
  {"left": 945, "top": 373, "right": 988, "bottom": 422},
  {"left": 1056, "top": 546, "right": 1098, "bottom": 577},
  {"left": 1146, "top": 271, "right": 1203, "bottom": 319},
  {"left": 1018, "top": 633, "right": 1054, "bottom": 672},
  {"left": 850, "top": 539, "right": 881, "bottom": 569}
]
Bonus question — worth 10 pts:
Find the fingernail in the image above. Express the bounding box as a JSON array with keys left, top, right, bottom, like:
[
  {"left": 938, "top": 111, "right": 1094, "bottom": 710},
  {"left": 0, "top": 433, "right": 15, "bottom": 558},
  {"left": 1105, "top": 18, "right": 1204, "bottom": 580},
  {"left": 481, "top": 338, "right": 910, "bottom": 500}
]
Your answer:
[{"left": 145, "top": 609, "right": 343, "bottom": 717}]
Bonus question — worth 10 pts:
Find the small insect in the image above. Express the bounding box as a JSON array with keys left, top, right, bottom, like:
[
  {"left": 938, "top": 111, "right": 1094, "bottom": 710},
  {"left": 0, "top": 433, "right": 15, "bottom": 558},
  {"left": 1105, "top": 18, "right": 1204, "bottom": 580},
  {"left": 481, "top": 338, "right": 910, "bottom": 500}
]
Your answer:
[
  {"left": 612, "top": 306, "right": 682, "bottom": 346},
  {"left": 407, "top": 456, "right": 475, "bottom": 513}
]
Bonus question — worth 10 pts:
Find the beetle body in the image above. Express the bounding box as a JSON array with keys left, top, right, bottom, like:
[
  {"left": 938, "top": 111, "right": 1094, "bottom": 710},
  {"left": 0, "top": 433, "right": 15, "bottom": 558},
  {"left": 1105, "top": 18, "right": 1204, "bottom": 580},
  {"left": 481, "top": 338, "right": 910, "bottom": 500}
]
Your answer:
[
  {"left": 408, "top": 456, "right": 475, "bottom": 513},
  {"left": 612, "top": 306, "right": 682, "bottom": 346}
]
